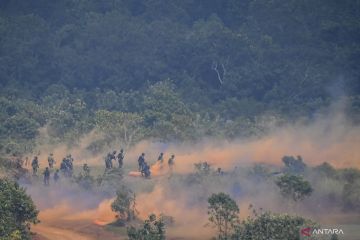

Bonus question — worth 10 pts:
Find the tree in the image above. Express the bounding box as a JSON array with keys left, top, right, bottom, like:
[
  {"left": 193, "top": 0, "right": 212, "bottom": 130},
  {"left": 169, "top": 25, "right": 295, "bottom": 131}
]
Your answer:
[
  {"left": 142, "top": 81, "right": 194, "bottom": 140},
  {"left": 282, "top": 155, "right": 307, "bottom": 174},
  {"left": 314, "top": 162, "right": 337, "bottom": 178},
  {"left": 341, "top": 169, "right": 360, "bottom": 211},
  {"left": 111, "top": 186, "right": 137, "bottom": 222},
  {"left": 208, "top": 192, "right": 239, "bottom": 240},
  {"left": 127, "top": 214, "right": 166, "bottom": 240},
  {"left": 232, "top": 208, "right": 319, "bottom": 240},
  {"left": 0, "top": 178, "right": 39, "bottom": 240},
  {"left": 275, "top": 174, "right": 313, "bottom": 202},
  {"left": 95, "top": 110, "right": 145, "bottom": 148}
]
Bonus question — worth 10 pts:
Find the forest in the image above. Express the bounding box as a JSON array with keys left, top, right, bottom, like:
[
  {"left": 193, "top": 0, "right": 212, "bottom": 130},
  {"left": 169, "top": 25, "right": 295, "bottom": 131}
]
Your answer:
[
  {"left": 0, "top": 1, "right": 360, "bottom": 240},
  {"left": 0, "top": 0, "right": 359, "bottom": 154}
]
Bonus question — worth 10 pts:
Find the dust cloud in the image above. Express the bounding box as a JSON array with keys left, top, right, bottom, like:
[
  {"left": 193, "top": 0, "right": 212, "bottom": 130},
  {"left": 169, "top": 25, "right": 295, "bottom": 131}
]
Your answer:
[{"left": 27, "top": 106, "right": 360, "bottom": 239}]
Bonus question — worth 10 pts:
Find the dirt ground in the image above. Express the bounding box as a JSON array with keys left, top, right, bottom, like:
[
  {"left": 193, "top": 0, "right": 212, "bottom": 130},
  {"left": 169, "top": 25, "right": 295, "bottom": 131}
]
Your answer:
[{"left": 32, "top": 219, "right": 124, "bottom": 240}]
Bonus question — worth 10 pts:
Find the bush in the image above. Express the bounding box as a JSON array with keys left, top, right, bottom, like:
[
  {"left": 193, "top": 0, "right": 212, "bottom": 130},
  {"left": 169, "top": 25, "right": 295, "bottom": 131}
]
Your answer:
[
  {"left": 208, "top": 192, "right": 240, "bottom": 240},
  {"left": 282, "top": 156, "right": 307, "bottom": 174},
  {"left": 111, "top": 186, "right": 137, "bottom": 222},
  {"left": 127, "top": 214, "right": 166, "bottom": 240},
  {"left": 275, "top": 174, "right": 313, "bottom": 202},
  {"left": 0, "top": 178, "right": 39, "bottom": 240},
  {"left": 233, "top": 209, "right": 319, "bottom": 240}
]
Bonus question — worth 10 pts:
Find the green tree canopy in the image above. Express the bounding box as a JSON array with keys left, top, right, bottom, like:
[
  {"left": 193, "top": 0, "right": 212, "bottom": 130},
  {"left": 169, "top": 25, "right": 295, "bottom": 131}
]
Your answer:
[
  {"left": 208, "top": 192, "right": 240, "bottom": 240},
  {"left": 0, "top": 178, "right": 39, "bottom": 240},
  {"left": 276, "top": 174, "right": 313, "bottom": 202}
]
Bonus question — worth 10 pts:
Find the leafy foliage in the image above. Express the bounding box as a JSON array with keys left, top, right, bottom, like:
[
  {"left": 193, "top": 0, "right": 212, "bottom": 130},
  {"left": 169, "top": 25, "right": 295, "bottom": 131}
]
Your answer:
[
  {"left": 0, "top": 0, "right": 359, "bottom": 154},
  {"left": 282, "top": 156, "right": 307, "bottom": 174},
  {"left": 111, "top": 186, "right": 137, "bottom": 222},
  {"left": 0, "top": 178, "right": 39, "bottom": 240},
  {"left": 127, "top": 214, "right": 166, "bottom": 240},
  {"left": 208, "top": 192, "right": 240, "bottom": 240},
  {"left": 95, "top": 110, "right": 145, "bottom": 147},
  {"left": 233, "top": 208, "right": 319, "bottom": 240},
  {"left": 276, "top": 174, "right": 313, "bottom": 202}
]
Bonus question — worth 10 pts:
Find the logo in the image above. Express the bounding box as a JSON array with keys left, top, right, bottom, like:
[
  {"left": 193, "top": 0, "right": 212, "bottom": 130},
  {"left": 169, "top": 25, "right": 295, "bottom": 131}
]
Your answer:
[
  {"left": 301, "top": 227, "right": 311, "bottom": 237},
  {"left": 300, "top": 227, "right": 344, "bottom": 238}
]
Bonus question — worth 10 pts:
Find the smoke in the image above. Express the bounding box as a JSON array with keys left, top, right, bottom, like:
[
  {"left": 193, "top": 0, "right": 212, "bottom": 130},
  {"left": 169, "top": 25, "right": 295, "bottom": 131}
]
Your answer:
[
  {"left": 29, "top": 101, "right": 360, "bottom": 173},
  {"left": 142, "top": 108, "right": 360, "bottom": 173},
  {"left": 27, "top": 104, "right": 360, "bottom": 239}
]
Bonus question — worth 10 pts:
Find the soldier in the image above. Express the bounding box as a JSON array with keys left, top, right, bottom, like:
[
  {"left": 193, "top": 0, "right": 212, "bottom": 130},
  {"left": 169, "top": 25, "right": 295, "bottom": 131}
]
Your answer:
[
  {"left": 83, "top": 163, "right": 90, "bottom": 176},
  {"left": 142, "top": 162, "right": 151, "bottom": 178},
  {"left": 60, "top": 158, "right": 67, "bottom": 171},
  {"left": 117, "top": 149, "right": 124, "bottom": 168},
  {"left": 48, "top": 153, "right": 55, "bottom": 169},
  {"left": 157, "top": 152, "right": 164, "bottom": 163},
  {"left": 64, "top": 157, "right": 73, "bottom": 177},
  {"left": 43, "top": 167, "right": 50, "bottom": 186},
  {"left": 105, "top": 152, "right": 112, "bottom": 169},
  {"left": 138, "top": 153, "right": 145, "bottom": 172},
  {"left": 110, "top": 151, "right": 116, "bottom": 168},
  {"left": 168, "top": 154, "right": 175, "bottom": 172},
  {"left": 67, "top": 154, "right": 74, "bottom": 163},
  {"left": 60, "top": 158, "right": 70, "bottom": 177},
  {"left": 54, "top": 169, "right": 60, "bottom": 182},
  {"left": 31, "top": 156, "right": 39, "bottom": 175}
]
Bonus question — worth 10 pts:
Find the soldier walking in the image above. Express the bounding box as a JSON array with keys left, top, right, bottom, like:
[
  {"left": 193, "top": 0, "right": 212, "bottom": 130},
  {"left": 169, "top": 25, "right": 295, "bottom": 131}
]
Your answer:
[
  {"left": 31, "top": 156, "right": 39, "bottom": 175},
  {"left": 48, "top": 153, "right": 55, "bottom": 169},
  {"left": 43, "top": 167, "right": 50, "bottom": 185},
  {"left": 157, "top": 152, "right": 164, "bottom": 163},
  {"left": 168, "top": 154, "right": 175, "bottom": 172},
  {"left": 117, "top": 149, "right": 124, "bottom": 168},
  {"left": 138, "top": 153, "right": 145, "bottom": 172},
  {"left": 83, "top": 163, "right": 90, "bottom": 176},
  {"left": 54, "top": 169, "right": 60, "bottom": 183}
]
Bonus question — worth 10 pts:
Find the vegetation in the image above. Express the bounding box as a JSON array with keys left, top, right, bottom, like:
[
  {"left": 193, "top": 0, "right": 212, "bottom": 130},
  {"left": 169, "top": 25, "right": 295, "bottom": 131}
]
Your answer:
[
  {"left": 206, "top": 193, "right": 319, "bottom": 240},
  {"left": 0, "top": 1, "right": 359, "bottom": 239},
  {"left": 282, "top": 156, "right": 307, "bottom": 174},
  {"left": 127, "top": 214, "right": 166, "bottom": 240},
  {"left": 233, "top": 208, "right": 318, "bottom": 240},
  {"left": 208, "top": 192, "right": 240, "bottom": 240},
  {"left": 0, "top": 0, "right": 359, "bottom": 155},
  {"left": 275, "top": 174, "right": 313, "bottom": 202},
  {"left": 111, "top": 186, "right": 138, "bottom": 222},
  {"left": 0, "top": 178, "right": 39, "bottom": 240}
]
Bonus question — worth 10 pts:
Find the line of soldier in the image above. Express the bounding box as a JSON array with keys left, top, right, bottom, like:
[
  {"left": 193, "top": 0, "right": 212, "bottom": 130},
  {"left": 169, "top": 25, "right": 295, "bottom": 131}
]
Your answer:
[
  {"left": 105, "top": 149, "right": 124, "bottom": 170},
  {"left": 30, "top": 154, "right": 74, "bottom": 186},
  {"left": 138, "top": 152, "right": 176, "bottom": 178},
  {"left": 157, "top": 152, "right": 175, "bottom": 170},
  {"left": 104, "top": 150, "right": 175, "bottom": 178}
]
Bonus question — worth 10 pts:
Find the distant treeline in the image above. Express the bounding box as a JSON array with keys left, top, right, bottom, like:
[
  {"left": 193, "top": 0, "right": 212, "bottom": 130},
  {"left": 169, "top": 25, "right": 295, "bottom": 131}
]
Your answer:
[{"left": 0, "top": 0, "right": 359, "bottom": 154}]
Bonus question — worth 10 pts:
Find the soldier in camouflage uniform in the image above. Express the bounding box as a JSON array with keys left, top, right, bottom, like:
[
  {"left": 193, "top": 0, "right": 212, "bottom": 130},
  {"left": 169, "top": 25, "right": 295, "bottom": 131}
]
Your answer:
[
  {"left": 54, "top": 169, "right": 60, "bottom": 182},
  {"left": 138, "top": 153, "right": 145, "bottom": 172},
  {"left": 157, "top": 152, "right": 164, "bottom": 163},
  {"left": 83, "top": 163, "right": 90, "bottom": 176},
  {"left": 31, "top": 156, "right": 39, "bottom": 175},
  {"left": 142, "top": 162, "right": 151, "bottom": 178},
  {"left": 43, "top": 167, "right": 50, "bottom": 185},
  {"left": 117, "top": 149, "right": 124, "bottom": 168},
  {"left": 48, "top": 153, "right": 55, "bottom": 169}
]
